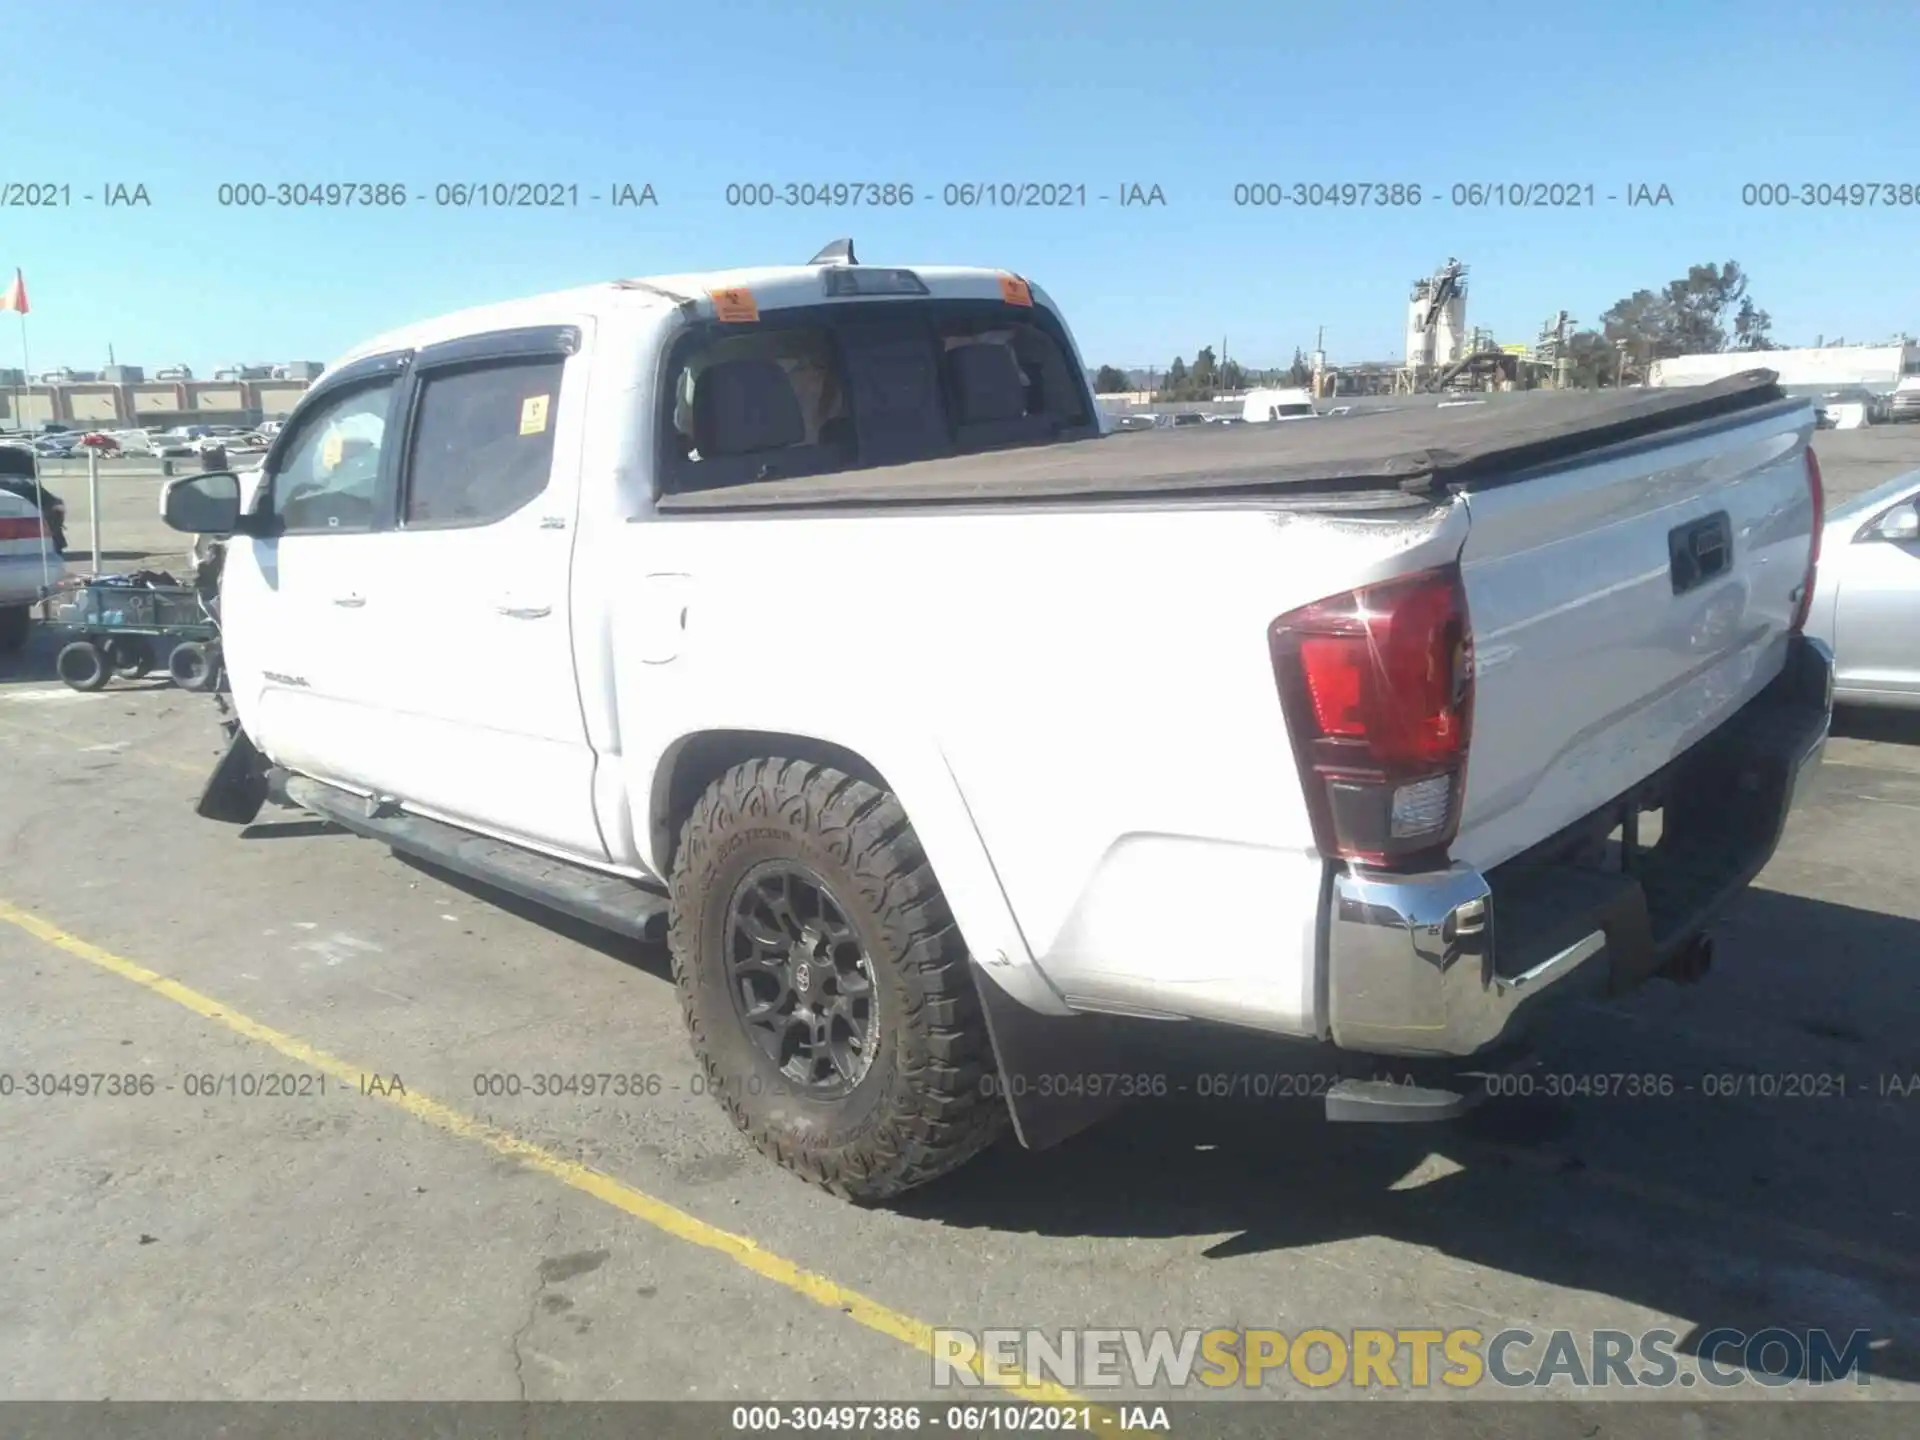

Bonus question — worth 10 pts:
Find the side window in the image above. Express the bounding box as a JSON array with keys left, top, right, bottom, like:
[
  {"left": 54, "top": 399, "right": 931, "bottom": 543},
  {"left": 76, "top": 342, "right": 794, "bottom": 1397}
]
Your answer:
[
  {"left": 270, "top": 381, "right": 396, "bottom": 534},
  {"left": 402, "top": 356, "right": 566, "bottom": 527}
]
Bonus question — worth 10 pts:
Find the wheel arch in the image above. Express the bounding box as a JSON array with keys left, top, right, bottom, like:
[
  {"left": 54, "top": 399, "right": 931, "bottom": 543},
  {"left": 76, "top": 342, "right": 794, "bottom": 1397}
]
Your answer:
[{"left": 644, "top": 725, "right": 1070, "bottom": 1018}]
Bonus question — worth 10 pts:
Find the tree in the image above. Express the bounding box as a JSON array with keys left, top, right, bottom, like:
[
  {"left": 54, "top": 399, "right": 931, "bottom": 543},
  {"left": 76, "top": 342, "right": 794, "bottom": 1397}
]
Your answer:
[
  {"left": 1732, "top": 297, "right": 1777, "bottom": 351},
  {"left": 1189, "top": 347, "right": 1218, "bottom": 393},
  {"left": 1286, "top": 346, "right": 1311, "bottom": 387},
  {"left": 1093, "top": 364, "right": 1132, "bottom": 393},
  {"left": 1220, "top": 359, "right": 1248, "bottom": 391},
  {"left": 1562, "top": 330, "right": 1617, "bottom": 388},
  {"left": 1600, "top": 261, "right": 1771, "bottom": 359}
]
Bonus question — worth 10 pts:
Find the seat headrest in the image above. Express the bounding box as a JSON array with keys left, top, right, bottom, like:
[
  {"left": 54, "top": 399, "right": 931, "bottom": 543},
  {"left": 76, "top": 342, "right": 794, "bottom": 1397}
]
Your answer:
[
  {"left": 948, "top": 344, "right": 1029, "bottom": 424},
  {"left": 692, "top": 359, "right": 807, "bottom": 457}
]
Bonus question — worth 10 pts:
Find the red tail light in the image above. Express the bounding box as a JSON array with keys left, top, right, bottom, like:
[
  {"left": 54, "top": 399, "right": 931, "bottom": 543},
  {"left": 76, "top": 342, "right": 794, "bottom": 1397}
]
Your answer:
[
  {"left": 0, "top": 515, "right": 45, "bottom": 541},
  {"left": 1270, "top": 565, "right": 1474, "bottom": 870},
  {"left": 1791, "top": 446, "right": 1823, "bottom": 633}
]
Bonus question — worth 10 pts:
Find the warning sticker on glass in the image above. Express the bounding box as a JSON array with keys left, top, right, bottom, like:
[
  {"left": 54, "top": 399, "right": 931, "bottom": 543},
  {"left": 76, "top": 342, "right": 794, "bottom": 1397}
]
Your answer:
[
  {"left": 710, "top": 287, "right": 759, "bottom": 323},
  {"left": 321, "top": 432, "right": 343, "bottom": 470},
  {"left": 519, "top": 394, "right": 551, "bottom": 436},
  {"left": 997, "top": 273, "right": 1033, "bottom": 307}
]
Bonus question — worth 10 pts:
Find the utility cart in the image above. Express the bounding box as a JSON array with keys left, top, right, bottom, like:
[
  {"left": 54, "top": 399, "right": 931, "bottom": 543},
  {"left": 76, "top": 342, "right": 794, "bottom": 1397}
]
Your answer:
[{"left": 46, "top": 574, "right": 224, "bottom": 693}]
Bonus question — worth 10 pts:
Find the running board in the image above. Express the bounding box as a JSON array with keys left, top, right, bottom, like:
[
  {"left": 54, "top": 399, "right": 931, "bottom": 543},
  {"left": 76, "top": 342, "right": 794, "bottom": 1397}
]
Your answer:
[{"left": 268, "top": 771, "right": 669, "bottom": 944}]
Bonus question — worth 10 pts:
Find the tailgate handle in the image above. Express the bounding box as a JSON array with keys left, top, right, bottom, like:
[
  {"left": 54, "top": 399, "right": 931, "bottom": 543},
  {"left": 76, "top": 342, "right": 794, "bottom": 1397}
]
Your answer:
[{"left": 1669, "top": 512, "right": 1732, "bottom": 595}]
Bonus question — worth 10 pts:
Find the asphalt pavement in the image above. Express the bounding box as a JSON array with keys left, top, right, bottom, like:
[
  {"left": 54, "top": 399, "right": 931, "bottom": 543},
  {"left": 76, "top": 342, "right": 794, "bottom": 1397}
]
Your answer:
[{"left": 0, "top": 431, "right": 1916, "bottom": 1427}]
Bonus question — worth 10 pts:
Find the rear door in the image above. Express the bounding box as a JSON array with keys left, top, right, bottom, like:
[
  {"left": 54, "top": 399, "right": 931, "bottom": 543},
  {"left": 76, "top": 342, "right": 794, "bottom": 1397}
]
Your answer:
[
  {"left": 355, "top": 325, "right": 606, "bottom": 860},
  {"left": 1448, "top": 403, "right": 1817, "bottom": 871}
]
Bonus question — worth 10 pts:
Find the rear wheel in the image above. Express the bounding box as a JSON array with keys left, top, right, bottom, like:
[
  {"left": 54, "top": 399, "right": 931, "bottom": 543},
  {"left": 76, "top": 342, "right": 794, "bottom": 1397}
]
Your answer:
[
  {"left": 0, "top": 605, "right": 28, "bottom": 655},
  {"left": 670, "top": 759, "right": 1008, "bottom": 1202},
  {"left": 56, "top": 640, "right": 108, "bottom": 692}
]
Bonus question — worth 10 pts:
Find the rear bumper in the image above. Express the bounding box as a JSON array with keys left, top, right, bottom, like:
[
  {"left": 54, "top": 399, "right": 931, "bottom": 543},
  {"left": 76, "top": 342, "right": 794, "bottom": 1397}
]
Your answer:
[{"left": 1325, "top": 634, "right": 1832, "bottom": 1059}]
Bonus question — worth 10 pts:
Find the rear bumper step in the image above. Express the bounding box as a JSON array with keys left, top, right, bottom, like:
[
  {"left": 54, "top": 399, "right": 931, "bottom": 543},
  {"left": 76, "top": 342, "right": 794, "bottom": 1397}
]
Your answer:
[
  {"left": 266, "top": 770, "right": 669, "bottom": 944},
  {"left": 1323, "top": 634, "right": 1832, "bottom": 1061}
]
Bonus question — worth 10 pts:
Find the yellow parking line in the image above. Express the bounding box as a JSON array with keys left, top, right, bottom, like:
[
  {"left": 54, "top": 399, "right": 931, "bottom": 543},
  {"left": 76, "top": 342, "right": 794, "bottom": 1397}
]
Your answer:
[{"left": 0, "top": 895, "right": 1108, "bottom": 1419}]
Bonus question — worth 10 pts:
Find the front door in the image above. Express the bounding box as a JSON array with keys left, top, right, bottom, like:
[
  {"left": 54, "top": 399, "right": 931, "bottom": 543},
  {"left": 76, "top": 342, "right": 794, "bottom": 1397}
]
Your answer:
[
  {"left": 224, "top": 367, "right": 406, "bottom": 790},
  {"left": 1833, "top": 510, "right": 1920, "bottom": 702}
]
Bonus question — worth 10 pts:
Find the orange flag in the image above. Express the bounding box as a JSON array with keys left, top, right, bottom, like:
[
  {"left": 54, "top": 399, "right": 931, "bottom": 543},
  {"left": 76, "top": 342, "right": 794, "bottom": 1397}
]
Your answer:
[{"left": 0, "top": 269, "right": 27, "bottom": 313}]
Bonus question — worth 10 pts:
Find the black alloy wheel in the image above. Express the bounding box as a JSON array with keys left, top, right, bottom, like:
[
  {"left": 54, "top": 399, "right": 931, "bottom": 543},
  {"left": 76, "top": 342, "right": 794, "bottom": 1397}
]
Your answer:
[{"left": 724, "top": 862, "right": 878, "bottom": 1096}]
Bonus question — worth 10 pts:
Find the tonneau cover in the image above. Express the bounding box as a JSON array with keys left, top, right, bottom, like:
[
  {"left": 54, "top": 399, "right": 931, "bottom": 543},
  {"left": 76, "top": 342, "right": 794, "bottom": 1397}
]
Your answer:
[{"left": 656, "top": 369, "right": 1790, "bottom": 513}]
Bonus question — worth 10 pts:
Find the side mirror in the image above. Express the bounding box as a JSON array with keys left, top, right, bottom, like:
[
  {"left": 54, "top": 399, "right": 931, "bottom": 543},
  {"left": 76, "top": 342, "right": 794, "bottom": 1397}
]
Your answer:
[
  {"left": 1872, "top": 502, "right": 1920, "bottom": 543},
  {"left": 160, "top": 470, "right": 241, "bottom": 535}
]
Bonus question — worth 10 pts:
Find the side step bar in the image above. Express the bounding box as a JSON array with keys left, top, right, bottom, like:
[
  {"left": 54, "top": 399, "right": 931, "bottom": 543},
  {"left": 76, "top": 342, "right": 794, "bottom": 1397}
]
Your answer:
[{"left": 267, "top": 770, "right": 669, "bottom": 945}]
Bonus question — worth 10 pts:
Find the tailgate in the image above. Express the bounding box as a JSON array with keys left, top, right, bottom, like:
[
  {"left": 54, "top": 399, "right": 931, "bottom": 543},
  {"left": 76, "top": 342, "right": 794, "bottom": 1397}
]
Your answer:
[{"left": 1451, "top": 400, "right": 1816, "bottom": 872}]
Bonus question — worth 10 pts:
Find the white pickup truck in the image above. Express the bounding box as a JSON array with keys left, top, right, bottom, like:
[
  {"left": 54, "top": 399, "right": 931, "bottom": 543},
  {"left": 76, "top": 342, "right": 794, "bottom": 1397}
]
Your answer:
[{"left": 161, "top": 244, "right": 1833, "bottom": 1202}]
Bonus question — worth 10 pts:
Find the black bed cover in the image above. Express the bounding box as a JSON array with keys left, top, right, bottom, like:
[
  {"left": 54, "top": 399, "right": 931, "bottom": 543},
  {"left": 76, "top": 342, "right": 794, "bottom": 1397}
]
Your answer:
[{"left": 656, "top": 369, "right": 1793, "bottom": 514}]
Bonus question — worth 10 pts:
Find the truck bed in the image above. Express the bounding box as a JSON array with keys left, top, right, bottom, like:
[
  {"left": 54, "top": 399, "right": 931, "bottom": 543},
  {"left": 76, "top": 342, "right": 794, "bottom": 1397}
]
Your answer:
[{"left": 655, "top": 370, "right": 1788, "bottom": 513}]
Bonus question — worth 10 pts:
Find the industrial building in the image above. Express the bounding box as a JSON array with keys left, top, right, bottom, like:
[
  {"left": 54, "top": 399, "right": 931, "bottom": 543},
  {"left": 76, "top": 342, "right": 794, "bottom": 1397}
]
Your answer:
[
  {"left": 0, "top": 361, "right": 323, "bottom": 432},
  {"left": 1650, "top": 343, "right": 1920, "bottom": 389}
]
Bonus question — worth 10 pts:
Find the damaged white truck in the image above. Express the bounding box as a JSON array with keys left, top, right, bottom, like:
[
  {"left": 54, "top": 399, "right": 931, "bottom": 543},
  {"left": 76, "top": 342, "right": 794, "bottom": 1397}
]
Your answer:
[{"left": 162, "top": 242, "right": 1833, "bottom": 1201}]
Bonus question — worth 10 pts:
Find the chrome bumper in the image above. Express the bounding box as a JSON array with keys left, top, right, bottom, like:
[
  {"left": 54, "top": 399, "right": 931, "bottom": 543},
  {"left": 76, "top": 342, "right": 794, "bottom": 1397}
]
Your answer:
[{"left": 1325, "top": 636, "right": 1832, "bottom": 1059}]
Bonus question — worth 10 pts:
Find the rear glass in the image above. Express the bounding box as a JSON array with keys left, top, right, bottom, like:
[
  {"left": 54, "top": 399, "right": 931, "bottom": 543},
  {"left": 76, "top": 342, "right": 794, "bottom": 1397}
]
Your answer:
[{"left": 658, "top": 300, "right": 1097, "bottom": 494}]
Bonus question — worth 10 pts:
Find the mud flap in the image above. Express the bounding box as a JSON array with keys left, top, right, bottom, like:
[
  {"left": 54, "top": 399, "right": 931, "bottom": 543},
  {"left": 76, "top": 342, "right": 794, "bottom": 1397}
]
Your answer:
[
  {"left": 969, "top": 959, "right": 1143, "bottom": 1151},
  {"left": 196, "top": 723, "right": 270, "bottom": 824}
]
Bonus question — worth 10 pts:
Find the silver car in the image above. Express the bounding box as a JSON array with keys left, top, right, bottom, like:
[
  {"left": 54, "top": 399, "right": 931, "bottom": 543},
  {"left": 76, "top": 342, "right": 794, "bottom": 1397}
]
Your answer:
[{"left": 1803, "top": 469, "right": 1920, "bottom": 709}]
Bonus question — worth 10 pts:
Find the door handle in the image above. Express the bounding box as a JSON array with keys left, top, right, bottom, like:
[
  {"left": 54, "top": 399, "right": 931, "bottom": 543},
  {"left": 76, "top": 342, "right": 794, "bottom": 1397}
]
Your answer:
[
  {"left": 496, "top": 603, "right": 551, "bottom": 619},
  {"left": 332, "top": 594, "right": 366, "bottom": 608}
]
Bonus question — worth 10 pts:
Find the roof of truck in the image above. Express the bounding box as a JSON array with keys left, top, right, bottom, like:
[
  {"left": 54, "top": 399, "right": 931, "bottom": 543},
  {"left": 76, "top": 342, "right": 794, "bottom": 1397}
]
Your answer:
[
  {"left": 657, "top": 370, "right": 1798, "bottom": 513},
  {"left": 326, "top": 264, "right": 1049, "bottom": 374}
]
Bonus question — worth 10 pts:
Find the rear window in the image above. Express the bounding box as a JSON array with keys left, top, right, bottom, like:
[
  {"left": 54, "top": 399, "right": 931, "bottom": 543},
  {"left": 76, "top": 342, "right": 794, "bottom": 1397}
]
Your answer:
[{"left": 658, "top": 300, "right": 1096, "bottom": 494}]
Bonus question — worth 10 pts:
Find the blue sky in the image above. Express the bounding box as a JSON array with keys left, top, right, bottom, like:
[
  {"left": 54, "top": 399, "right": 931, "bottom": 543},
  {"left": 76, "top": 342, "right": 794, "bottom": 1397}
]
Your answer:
[{"left": 5, "top": 0, "right": 1917, "bottom": 376}]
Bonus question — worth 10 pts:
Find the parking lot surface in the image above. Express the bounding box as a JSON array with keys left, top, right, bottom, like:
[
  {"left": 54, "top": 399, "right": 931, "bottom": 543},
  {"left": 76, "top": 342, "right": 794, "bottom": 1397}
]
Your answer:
[{"left": 2, "top": 434, "right": 1917, "bottom": 1423}]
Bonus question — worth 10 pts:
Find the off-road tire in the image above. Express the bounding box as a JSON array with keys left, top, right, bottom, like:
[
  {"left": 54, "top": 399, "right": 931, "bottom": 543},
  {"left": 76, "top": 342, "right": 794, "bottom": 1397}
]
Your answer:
[
  {"left": 0, "top": 605, "right": 28, "bottom": 654},
  {"left": 670, "top": 759, "right": 1009, "bottom": 1202}
]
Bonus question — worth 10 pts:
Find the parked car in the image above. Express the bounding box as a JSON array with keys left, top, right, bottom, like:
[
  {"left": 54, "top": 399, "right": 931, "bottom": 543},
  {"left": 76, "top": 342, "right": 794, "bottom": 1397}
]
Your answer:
[
  {"left": 75, "top": 433, "right": 120, "bottom": 457},
  {"left": 32, "top": 434, "right": 77, "bottom": 457},
  {"left": 0, "top": 447, "right": 68, "bottom": 555},
  {"left": 158, "top": 254, "right": 1829, "bottom": 1202},
  {"left": 151, "top": 436, "right": 195, "bottom": 458},
  {"left": 0, "top": 456, "right": 68, "bottom": 652},
  {"left": 1807, "top": 386, "right": 1877, "bottom": 430},
  {"left": 1889, "top": 377, "right": 1920, "bottom": 423},
  {"left": 1802, "top": 468, "right": 1920, "bottom": 710}
]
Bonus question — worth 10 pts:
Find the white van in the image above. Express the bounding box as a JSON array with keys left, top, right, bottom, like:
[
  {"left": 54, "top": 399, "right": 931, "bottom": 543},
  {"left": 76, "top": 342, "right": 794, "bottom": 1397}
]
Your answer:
[{"left": 1241, "top": 387, "right": 1319, "bottom": 422}]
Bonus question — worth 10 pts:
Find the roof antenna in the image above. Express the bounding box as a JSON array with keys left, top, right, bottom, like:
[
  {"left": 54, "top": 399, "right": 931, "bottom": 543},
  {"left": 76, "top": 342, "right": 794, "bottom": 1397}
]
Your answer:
[{"left": 809, "top": 238, "right": 857, "bottom": 265}]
